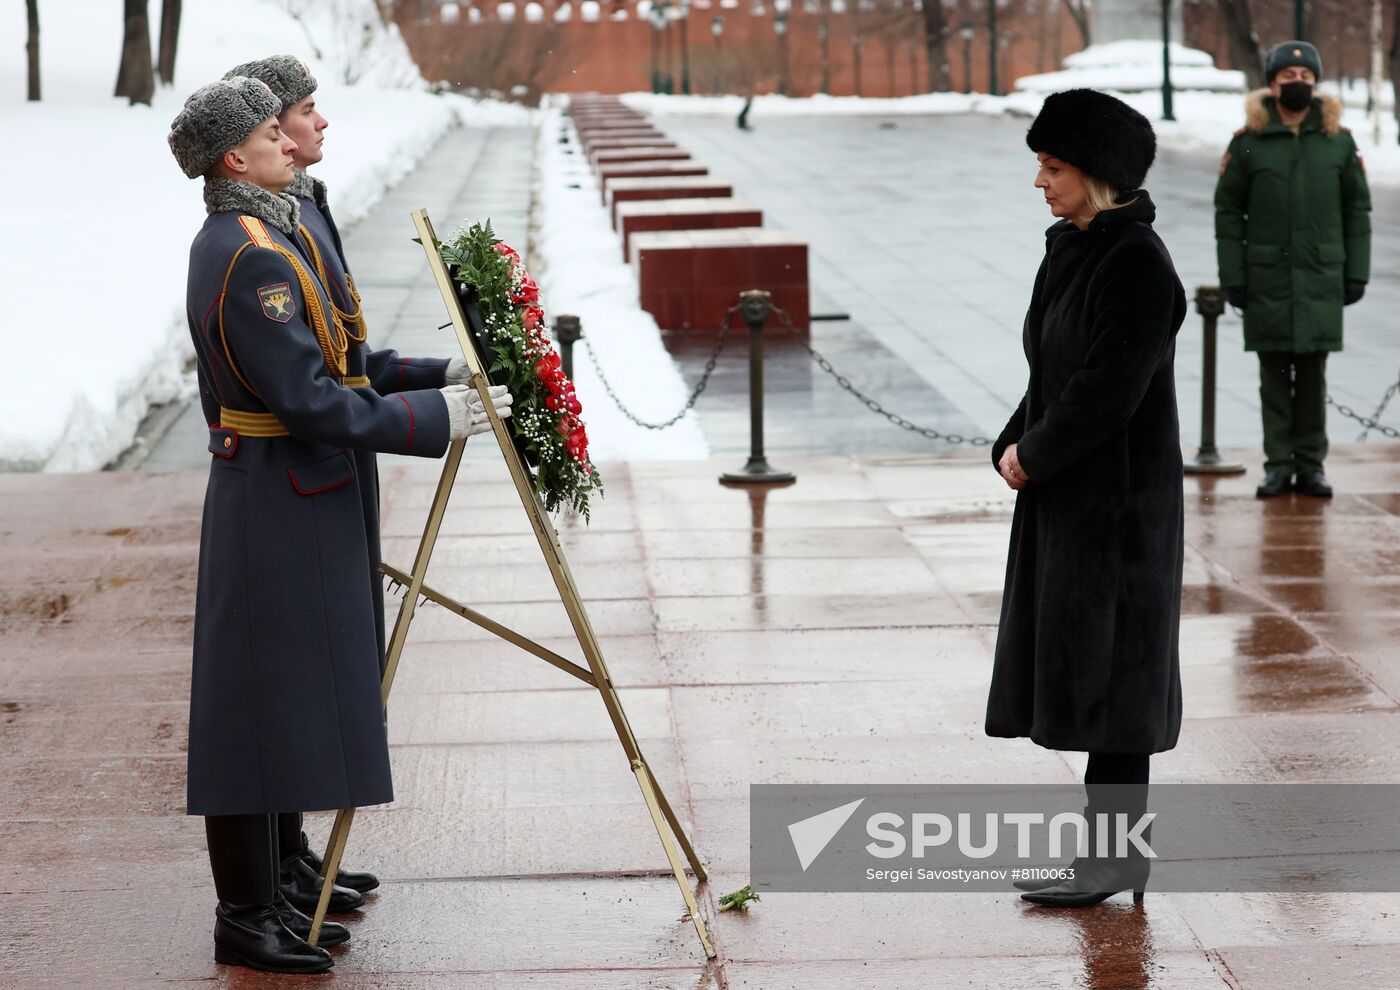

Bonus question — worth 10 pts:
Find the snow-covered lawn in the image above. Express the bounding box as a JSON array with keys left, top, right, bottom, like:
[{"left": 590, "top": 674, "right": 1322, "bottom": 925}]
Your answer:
[
  {"left": 0, "top": 0, "right": 527, "bottom": 472},
  {"left": 530, "top": 104, "right": 709, "bottom": 460}
]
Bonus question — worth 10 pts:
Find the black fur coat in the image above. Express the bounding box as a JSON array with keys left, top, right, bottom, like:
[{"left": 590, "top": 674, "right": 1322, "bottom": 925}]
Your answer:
[{"left": 986, "top": 192, "right": 1187, "bottom": 755}]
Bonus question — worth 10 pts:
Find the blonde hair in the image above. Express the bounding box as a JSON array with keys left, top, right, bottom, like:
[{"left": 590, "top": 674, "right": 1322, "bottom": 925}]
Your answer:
[{"left": 1084, "top": 176, "right": 1139, "bottom": 216}]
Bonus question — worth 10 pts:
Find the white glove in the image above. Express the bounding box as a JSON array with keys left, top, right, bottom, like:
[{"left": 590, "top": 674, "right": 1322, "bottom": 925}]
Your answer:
[
  {"left": 441, "top": 384, "right": 513, "bottom": 441},
  {"left": 444, "top": 357, "right": 470, "bottom": 385}
]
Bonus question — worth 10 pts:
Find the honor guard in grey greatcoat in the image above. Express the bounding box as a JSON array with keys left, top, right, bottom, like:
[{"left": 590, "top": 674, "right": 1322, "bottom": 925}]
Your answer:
[
  {"left": 169, "top": 76, "right": 510, "bottom": 974},
  {"left": 220, "top": 54, "right": 486, "bottom": 920}
]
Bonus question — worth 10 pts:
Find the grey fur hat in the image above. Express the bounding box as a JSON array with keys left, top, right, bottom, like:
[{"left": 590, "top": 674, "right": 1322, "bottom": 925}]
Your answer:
[
  {"left": 225, "top": 55, "right": 317, "bottom": 112},
  {"left": 1264, "top": 40, "right": 1323, "bottom": 83},
  {"left": 168, "top": 76, "right": 281, "bottom": 179}
]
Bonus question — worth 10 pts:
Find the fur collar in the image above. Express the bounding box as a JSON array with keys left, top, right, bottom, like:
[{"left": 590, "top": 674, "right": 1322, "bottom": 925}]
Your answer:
[
  {"left": 1244, "top": 87, "right": 1343, "bottom": 136},
  {"left": 287, "top": 168, "right": 330, "bottom": 211},
  {"left": 203, "top": 177, "right": 301, "bottom": 236}
]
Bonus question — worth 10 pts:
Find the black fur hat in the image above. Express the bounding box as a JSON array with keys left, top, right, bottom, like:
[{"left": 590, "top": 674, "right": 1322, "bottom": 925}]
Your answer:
[{"left": 1025, "top": 89, "right": 1156, "bottom": 194}]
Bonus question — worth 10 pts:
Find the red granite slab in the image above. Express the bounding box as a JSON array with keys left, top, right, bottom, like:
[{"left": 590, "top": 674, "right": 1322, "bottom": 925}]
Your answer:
[
  {"left": 607, "top": 177, "right": 734, "bottom": 227},
  {"left": 617, "top": 197, "right": 764, "bottom": 260}
]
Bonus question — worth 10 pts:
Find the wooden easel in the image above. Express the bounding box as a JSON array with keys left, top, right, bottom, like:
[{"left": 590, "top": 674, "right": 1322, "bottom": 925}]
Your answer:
[{"left": 306, "top": 209, "right": 715, "bottom": 960}]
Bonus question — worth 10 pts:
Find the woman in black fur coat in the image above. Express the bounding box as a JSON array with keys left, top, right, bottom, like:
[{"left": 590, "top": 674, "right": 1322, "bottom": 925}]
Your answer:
[{"left": 986, "top": 89, "right": 1187, "bottom": 907}]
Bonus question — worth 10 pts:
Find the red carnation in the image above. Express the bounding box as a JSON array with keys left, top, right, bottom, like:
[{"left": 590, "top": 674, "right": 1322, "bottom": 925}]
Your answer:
[{"left": 524, "top": 306, "right": 544, "bottom": 330}]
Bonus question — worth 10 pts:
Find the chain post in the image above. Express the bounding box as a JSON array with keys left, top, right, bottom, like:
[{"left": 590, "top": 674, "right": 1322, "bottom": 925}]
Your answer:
[
  {"left": 1184, "top": 285, "right": 1246, "bottom": 476},
  {"left": 553, "top": 314, "right": 582, "bottom": 380},
  {"left": 720, "top": 290, "right": 797, "bottom": 486}
]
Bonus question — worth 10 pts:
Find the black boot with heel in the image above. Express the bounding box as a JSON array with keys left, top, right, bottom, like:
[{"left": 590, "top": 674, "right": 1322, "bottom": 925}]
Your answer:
[
  {"left": 278, "top": 812, "right": 380, "bottom": 895},
  {"left": 1018, "top": 755, "right": 1153, "bottom": 908},
  {"left": 206, "top": 813, "right": 334, "bottom": 973}
]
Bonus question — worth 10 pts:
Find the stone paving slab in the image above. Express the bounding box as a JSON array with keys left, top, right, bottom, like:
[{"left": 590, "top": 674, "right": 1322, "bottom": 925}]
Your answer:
[{"left": 5, "top": 447, "right": 1400, "bottom": 986}]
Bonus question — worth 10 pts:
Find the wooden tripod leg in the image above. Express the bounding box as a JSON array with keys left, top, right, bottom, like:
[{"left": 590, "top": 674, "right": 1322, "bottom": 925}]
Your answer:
[
  {"left": 633, "top": 760, "right": 715, "bottom": 959},
  {"left": 307, "top": 806, "right": 356, "bottom": 947}
]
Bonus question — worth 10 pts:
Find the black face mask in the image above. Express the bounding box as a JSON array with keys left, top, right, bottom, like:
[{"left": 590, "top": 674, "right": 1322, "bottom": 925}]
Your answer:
[{"left": 1278, "top": 81, "right": 1314, "bottom": 112}]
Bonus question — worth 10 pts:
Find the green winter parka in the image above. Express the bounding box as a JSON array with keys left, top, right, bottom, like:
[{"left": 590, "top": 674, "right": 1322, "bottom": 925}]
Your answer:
[{"left": 1214, "top": 89, "right": 1371, "bottom": 352}]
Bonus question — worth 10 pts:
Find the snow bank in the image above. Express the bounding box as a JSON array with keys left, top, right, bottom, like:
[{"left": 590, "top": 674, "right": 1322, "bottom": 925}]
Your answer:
[
  {"left": 1017, "top": 41, "right": 1246, "bottom": 94},
  {"left": 620, "top": 90, "right": 1015, "bottom": 118},
  {"left": 0, "top": 0, "right": 528, "bottom": 472},
  {"left": 531, "top": 106, "right": 709, "bottom": 460}
]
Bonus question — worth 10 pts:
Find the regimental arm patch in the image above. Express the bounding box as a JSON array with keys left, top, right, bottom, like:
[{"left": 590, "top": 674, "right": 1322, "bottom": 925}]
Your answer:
[
  {"left": 257, "top": 282, "right": 295, "bottom": 323},
  {"left": 1358, "top": 150, "right": 1367, "bottom": 174},
  {"left": 1219, "top": 151, "right": 1232, "bottom": 176}
]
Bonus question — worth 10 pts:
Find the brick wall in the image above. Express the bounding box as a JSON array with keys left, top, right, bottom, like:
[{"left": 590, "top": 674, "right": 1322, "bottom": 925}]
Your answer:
[{"left": 395, "top": 0, "right": 1085, "bottom": 98}]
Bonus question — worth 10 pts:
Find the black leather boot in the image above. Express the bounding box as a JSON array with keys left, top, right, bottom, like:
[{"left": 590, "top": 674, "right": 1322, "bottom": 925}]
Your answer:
[
  {"left": 1255, "top": 469, "right": 1293, "bottom": 497},
  {"left": 1013, "top": 805, "right": 1089, "bottom": 893},
  {"left": 1020, "top": 852, "right": 1149, "bottom": 907},
  {"left": 1021, "top": 799, "right": 1153, "bottom": 908},
  {"left": 280, "top": 848, "right": 365, "bottom": 914},
  {"left": 300, "top": 832, "right": 381, "bottom": 894},
  {"left": 206, "top": 814, "right": 333, "bottom": 974},
  {"left": 276, "top": 892, "right": 350, "bottom": 947},
  {"left": 279, "top": 813, "right": 380, "bottom": 894},
  {"left": 1294, "top": 471, "right": 1333, "bottom": 498}
]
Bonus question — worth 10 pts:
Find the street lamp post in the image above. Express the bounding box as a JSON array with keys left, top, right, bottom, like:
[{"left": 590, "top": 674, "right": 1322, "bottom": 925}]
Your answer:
[
  {"left": 650, "top": 4, "right": 664, "bottom": 93},
  {"left": 660, "top": 0, "right": 675, "bottom": 93},
  {"left": 960, "top": 19, "right": 974, "bottom": 94},
  {"left": 988, "top": 0, "right": 998, "bottom": 97},
  {"left": 677, "top": 0, "right": 692, "bottom": 95},
  {"left": 1161, "top": 0, "right": 1174, "bottom": 120},
  {"left": 818, "top": 20, "right": 831, "bottom": 95},
  {"left": 775, "top": 0, "right": 790, "bottom": 96},
  {"left": 1295, "top": 0, "right": 1305, "bottom": 40},
  {"left": 711, "top": 14, "right": 723, "bottom": 93}
]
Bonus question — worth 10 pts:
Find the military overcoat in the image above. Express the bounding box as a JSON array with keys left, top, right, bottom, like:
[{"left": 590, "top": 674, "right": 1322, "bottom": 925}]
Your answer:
[
  {"left": 1215, "top": 90, "right": 1371, "bottom": 352},
  {"left": 987, "top": 194, "right": 1186, "bottom": 755},
  {"left": 184, "top": 188, "right": 450, "bottom": 817}
]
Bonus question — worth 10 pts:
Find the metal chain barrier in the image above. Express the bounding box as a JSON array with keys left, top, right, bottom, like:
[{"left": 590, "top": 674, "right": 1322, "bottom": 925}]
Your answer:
[
  {"left": 767, "top": 306, "right": 994, "bottom": 447},
  {"left": 579, "top": 305, "right": 737, "bottom": 430},
  {"left": 1328, "top": 387, "right": 1400, "bottom": 442}
]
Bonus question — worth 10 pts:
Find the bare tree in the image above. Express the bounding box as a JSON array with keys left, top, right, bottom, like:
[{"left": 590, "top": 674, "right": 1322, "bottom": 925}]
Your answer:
[
  {"left": 273, "top": 0, "right": 420, "bottom": 86},
  {"left": 404, "top": 17, "right": 576, "bottom": 103},
  {"left": 26, "top": 0, "right": 40, "bottom": 101},
  {"left": 921, "top": 0, "right": 952, "bottom": 91},
  {"left": 114, "top": 0, "right": 155, "bottom": 106},
  {"left": 1389, "top": 0, "right": 1400, "bottom": 140},
  {"left": 1217, "top": 0, "right": 1264, "bottom": 89},
  {"left": 1060, "top": 0, "right": 1090, "bottom": 48},
  {"left": 157, "top": 0, "right": 181, "bottom": 85}
]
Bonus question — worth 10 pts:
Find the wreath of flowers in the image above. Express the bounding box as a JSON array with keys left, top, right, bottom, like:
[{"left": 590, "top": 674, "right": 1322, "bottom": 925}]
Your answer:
[{"left": 438, "top": 220, "right": 602, "bottom": 519}]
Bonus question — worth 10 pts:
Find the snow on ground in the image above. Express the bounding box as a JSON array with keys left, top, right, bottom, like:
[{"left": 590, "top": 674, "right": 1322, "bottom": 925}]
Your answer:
[
  {"left": 531, "top": 105, "right": 710, "bottom": 460},
  {"left": 0, "top": 0, "right": 528, "bottom": 472},
  {"left": 1017, "top": 41, "right": 1246, "bottom": 93}
]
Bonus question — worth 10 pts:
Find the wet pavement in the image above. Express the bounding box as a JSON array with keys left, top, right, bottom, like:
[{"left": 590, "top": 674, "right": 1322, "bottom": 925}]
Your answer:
[{"left": 4, "top": 444, "right": 1400, "bottom": 988}]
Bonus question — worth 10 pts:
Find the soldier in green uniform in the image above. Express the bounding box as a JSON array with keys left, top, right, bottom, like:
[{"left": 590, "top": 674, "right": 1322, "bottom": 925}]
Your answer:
[{"left": 1215, "top": 41, "right": 1371, "bottom": 498}]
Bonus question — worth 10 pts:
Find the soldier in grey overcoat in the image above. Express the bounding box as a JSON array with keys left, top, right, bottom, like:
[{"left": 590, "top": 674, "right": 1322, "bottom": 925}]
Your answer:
[
  {"left": 220, "top": 55, "right": 479, "bottom": 918},
  {"left": 169, "top": 77, "right": 509, "bottom": 974}
]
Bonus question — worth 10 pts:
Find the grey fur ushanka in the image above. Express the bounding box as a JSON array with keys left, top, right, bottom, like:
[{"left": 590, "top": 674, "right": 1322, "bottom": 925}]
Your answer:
[
  {"left": 988, "top": 192, "right": 1186, "bottom": 755},
  {"left": 168, "top": 77, "right": 281, "bottom": 178}
]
